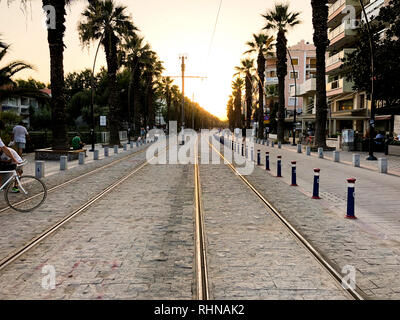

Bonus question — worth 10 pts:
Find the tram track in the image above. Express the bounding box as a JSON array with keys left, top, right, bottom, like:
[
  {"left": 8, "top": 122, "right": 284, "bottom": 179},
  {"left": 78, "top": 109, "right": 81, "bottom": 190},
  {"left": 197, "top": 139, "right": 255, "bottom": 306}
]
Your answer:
[
  {"left": 0, "top": 145, "right": 151, "bottom": 214},
  {"left": 0, "top": 145, "right": 167, "bottom": 273},
  {"left": 210, "top": 137, "right": 366, "bottom": 300}
]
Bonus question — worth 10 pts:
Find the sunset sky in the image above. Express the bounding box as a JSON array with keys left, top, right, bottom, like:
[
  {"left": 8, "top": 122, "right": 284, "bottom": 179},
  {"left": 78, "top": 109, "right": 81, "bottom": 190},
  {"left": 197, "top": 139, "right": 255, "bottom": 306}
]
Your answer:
[{"left": 0, "top": 0, "right": 314, "bottom": 120}]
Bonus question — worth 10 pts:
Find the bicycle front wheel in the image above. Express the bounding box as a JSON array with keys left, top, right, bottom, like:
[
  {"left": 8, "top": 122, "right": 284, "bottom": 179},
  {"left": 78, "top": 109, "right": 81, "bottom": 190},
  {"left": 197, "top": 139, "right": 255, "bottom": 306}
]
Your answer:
[{"left": 5, "top": 175, "right": 47, "bottom": 212}]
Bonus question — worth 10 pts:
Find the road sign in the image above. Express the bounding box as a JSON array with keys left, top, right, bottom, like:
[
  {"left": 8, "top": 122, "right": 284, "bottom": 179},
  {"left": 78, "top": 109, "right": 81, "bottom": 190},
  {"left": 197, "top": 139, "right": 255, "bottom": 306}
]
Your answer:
[{"left": 100, "top": 116, "right": 106, "bottom": 126}]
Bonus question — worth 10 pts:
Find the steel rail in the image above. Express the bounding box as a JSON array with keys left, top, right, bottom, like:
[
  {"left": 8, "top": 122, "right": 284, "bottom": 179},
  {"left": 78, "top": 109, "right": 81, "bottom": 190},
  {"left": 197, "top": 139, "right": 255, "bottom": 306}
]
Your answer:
[
  {"left": 0, "top": 145, "right": 150, "bottom": 214},
  {"left": 194, "top": 141, "right": 210, "bottom": 300},
  {"left": 210, "top": 138, "right": 365, "bottom": 301},
  {"left": 0, "top": 146, "right": 166, "bottom": 273}
]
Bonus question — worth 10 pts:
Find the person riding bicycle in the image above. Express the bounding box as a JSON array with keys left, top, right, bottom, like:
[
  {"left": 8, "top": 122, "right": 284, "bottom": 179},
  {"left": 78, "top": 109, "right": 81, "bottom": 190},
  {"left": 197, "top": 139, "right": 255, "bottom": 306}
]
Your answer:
[{"left": 0, "top": 146, "right": 23, "bottom": 193}]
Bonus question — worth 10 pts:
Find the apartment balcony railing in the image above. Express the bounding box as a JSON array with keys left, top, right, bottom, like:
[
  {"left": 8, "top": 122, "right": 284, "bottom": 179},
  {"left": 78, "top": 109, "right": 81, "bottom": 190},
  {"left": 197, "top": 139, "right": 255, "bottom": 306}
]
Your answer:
[
  {"left": 326, "top": 78, "right": 354, "bottom": 96},
  {"left": 306, "top": 64, "right": 317, "bottom": 69},
  {"left": 328, "top": 21, "right": 358, "bottom": 51},
  {"left": 265, "top": 77, "right": 279, "bottom": 85},
  {"left": 328, "top": 0, "right": 361, "bottom": 28},
  {"left": 326, "top": 48, "right": 355, "bottom": 73},
  {"left": 362, "top": 0, "right": 385, "bottom": 22}
]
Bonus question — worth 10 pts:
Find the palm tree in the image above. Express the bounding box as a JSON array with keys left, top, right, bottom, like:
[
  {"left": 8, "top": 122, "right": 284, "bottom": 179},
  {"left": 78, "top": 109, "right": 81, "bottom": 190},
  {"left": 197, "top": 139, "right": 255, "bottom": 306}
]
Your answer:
[
  {"left": 235, "top": 59, "right": 255, "bottom": 129},
  {"left": 121, "top": 35, "right": 151, "bottom": 137},
  {"left": 1, "top": 1, "right": 99, "bottom": 149},
  {"left": 311, "top": 0, "right": 329, "bottom": 149},
  {"left": 231, "top": 77, "right": 244, "bottom": 129},
  {"left": 159, "top": 77, "right": 174, "bottom": 133},
  {"left": 226, "top": 95, "right": 234, "bottom": 131},
  {"left": 79, "top": 0, "right": 137, "bottom": 146},
  {"left": 0, "top": 43, "right": 48, "bottom": 102},
  {"left": 263, "top": 3, "right": 301, "bottom": 143},
  {"left": 245, "top": 33, "right": 274, "bottom": 139}
]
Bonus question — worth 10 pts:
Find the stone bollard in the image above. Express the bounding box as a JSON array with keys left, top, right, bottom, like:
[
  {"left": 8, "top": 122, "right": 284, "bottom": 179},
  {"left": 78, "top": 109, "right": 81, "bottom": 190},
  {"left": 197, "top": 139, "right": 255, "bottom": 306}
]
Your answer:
[
  {"left": 130, "top": 141, "right": 134, "bottom": 149},
  {"left": 265, "top": 152, "right": 270, "bottom": 171},
  {"left": 345, "top": 178, "right": 357, "bottom": 219},
  {"left": 266, "top": 140, "right": 269, "bottom": 147},
  {"left": 297, "top": 144, "right": 302, "bottom": 153},
  {"left": 104, "top": 147, "right": 109, "bottom": 157},
  {"left": 94, "top": 150, "right": 99, "bottom": 160},
  {"left": 114, "top": 145, "right": 119, "bottom": 154},
  {"left": 271, "top": 141, "right": 275, "bottom": 148},
  {"left": 378, "top": 158, "right": 388, "bottom": 174},
  {"left": 79, "top": 152, "right": 85, "bottom": 165},
  {"left": 278, "top": 141, "right": 282, "bottom": 149},
  {"left": 312, "top": 168, "right": 320, "bottom": 199},
  {"left": 262, "top": 140, "right": 265, "bottom": 146},
  {"left": 250, "top": 147, "right": 254, "bottom": 162},
  {"left": 136, "top": 141, "right": 139, "bottom": 147},
  {"left": 333, "top": 151, "right": 340, "bottom": 162},
  {"left": 306, "top": 146, "right": 311, "bottom": 156},
  {"left": 60, "top": 156, "right": 68, "bottom": 171},
  {"left": 123, "top": 143, "right": 127, "bottom": 151},
  {"left": 291, "top": 161, "right": 297, "bottom": 186},
  {"left": 277, "top": 156, "right": 282, "bottom": 177},
  {"left": 245, "top": 146, "right": 248, "bottom": 159},
  {"left": 35, "top": 161, "right": 45, "bottom": 179},
  {"left": 353, "top": 154, "right": 360, "bottom": 167},
  {"left": 318, "top": 147, "right": 324, "bottom": 159}
]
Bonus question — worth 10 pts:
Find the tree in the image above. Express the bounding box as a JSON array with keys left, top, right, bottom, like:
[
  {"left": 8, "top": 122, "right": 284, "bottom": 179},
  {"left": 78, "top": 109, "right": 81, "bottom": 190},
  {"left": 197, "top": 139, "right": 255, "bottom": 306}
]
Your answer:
[
  {"left": 263, "top": 3, "right": 301, "bottom": 143},
  {"left": 159, "top": 77, "right": 174, "bottom": 133},
  {"left": 226, "top": 95, "right": 235, "bottom": 131},
  {"left": 231, "top": 77, "right": 244, "bottom": 129},
  {"left": 245, "top": 33, "right": 274, "bottom": 139},
  {"left": 79, "top": 0, "right": 137, "bottom": 146},
  {"left": 235, "top": 59, "right": 255, "bottom": 129},
  {"left": 311, "top": 0, "right": 329, "bottom": 148},
  {"left": 343, "top": 0, "right": 400, "bottom": 109}
]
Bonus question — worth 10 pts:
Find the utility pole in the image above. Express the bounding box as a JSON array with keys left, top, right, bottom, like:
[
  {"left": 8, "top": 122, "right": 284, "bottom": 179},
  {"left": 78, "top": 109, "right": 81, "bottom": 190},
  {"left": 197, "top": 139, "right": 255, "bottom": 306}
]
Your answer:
[{"left": 179, "top": 54, "right": 187, "bottom": 144}]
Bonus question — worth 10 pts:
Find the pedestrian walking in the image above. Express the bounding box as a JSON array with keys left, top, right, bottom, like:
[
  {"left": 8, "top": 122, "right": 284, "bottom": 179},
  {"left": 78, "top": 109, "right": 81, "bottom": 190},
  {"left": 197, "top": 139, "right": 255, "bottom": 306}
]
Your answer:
[{"left": 12, "top": 121, "right": 29, "bottom": 157}]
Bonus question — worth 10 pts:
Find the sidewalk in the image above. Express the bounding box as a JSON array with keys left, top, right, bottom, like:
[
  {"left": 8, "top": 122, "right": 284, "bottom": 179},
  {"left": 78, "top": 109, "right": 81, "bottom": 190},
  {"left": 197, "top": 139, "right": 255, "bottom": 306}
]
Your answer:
[
  {"left": 20, "top": 142, "right": 128, "bottom": 178},
  {"left": 230, "top": 137, "right": 400, "bottom": 244}
]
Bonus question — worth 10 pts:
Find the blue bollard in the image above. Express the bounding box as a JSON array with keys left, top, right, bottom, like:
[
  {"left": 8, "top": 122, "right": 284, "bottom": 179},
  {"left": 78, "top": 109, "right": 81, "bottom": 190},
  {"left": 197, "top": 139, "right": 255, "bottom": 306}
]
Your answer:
[
  {"left": 265, "top": 152, "right": 270, "bottom": 171},
  {"left": 291, "top": 161, "right": 297, "bottom": 186},
  {"left": 312, "top": 168, "right": 321, "bottom": 199},
  {"left": 257, "top": 150, "right": 261, "bottom": 166},
  {"left": 346, "top": 178, "right": 357, "bottom": 219},
  {"left": 277, "top": 156, "right": 282, "bottom": 177},
  {"left": 242, "top": 144, "right": 244, "bottom": 156}
]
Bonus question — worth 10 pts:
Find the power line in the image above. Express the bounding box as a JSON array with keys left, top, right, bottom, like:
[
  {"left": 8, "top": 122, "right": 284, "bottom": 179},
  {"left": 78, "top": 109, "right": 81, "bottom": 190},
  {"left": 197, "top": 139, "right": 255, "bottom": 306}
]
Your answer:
[{"left": 207, "top": 0, "right": 223, "bottom": 61}]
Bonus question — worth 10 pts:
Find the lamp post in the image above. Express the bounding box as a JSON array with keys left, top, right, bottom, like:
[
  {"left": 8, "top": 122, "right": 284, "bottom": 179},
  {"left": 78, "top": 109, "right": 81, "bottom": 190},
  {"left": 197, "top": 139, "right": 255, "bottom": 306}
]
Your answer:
[
  {"left": 90, "top": 31, "right": 105, "bottom": 152},
  {"left": 287, "top": 48, "right": 297, "bottom": 146},
  {"left": 359, "top": 0, "right": 377, "bottom": 161},
  {"left": 179, "top": 54, "right": 187, "bottom": 145}
]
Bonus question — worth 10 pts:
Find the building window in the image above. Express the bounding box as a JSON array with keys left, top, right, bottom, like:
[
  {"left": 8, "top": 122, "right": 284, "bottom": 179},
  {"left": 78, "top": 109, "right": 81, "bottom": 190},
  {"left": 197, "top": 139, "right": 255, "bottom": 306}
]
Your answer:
[
  {"left": 288, "top": 97, "right": 299, "bottom": 107},
  {"left": 21, "top": 97, "right": 29, "bottom": 106},
  {"left": 359, "top": 94, "right": 365, "bottom": 109},
  {"left": 291, "top": 58, "right": 299, "bottom": 66},
  {"left": 268, "top": 71, "right": 277, "bottom": 77},
  {"left": 289, "top": 71, "right": 299, "bottom": 79},
  {"left": 338, "top": 99, "right": 353, "bottom": 111}
]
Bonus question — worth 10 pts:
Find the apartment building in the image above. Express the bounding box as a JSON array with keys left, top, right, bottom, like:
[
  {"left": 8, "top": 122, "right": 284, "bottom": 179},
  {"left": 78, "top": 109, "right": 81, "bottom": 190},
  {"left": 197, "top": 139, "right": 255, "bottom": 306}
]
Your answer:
[
  {"left": 326, "top": 0, "right": 391, "bottom": 136},
  {"left": 265, "top": 40, "right": 316, "bottom": 136}
]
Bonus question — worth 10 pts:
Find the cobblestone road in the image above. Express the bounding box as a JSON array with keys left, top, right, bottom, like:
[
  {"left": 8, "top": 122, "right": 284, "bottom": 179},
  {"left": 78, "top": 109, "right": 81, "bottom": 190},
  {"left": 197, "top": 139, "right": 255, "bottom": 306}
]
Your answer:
[
  {"left": 200, "top": 140, "right": 348, "bottom": 300},
  {"left": 0, "top": 148, "right": 195, "bottom": 299}
]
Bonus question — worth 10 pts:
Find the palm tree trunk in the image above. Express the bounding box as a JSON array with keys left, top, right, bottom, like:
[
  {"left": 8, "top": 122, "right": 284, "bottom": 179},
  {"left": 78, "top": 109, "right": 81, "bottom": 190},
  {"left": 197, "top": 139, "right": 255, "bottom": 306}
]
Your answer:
[
  {"left": 166, "top": 87, "right": 171, "bottom": 133},
  {"left": 276, "top": 30, "right": 287, "bottom": 143},
  {"left": 312, "top": 0, "right": 329, "bottom": 148},
  {"left": 257, "top": 52, "right": 266, "bottom": 139},
  {"left": 44, "top": 0, "right": 68, "bottom": 150},
  {"left": 245, "top": 72, "right": 252, "bottom": 129},
  {"left": 104, "top": 30, "right": 121, "bottom": 146}
]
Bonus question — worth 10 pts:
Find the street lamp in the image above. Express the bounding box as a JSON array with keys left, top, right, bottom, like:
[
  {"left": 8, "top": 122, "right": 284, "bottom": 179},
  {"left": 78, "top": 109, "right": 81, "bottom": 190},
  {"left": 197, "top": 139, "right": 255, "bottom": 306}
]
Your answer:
[{"left": 358, "top": 0, "right": 377, "bottom": 161}]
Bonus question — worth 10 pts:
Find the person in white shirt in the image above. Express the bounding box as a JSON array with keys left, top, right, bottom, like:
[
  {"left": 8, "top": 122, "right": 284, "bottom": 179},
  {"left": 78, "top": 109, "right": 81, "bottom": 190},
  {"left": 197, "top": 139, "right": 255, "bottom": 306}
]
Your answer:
[{"left": 12, "top": 122, "right": 29, "bottom": 156}]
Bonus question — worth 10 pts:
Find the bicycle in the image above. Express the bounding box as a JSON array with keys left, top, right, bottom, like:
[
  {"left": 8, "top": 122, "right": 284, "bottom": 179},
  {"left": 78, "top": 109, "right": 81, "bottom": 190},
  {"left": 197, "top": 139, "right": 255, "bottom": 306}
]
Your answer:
[{"left": 0, "top": 160, "right": 47, "bottom": 212}]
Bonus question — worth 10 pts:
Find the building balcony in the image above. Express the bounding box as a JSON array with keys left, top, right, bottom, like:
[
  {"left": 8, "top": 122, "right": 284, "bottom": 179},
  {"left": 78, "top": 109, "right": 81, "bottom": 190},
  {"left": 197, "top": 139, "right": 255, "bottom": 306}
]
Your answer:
[
  {"left": 326, "top": 78, "right": 354, "bottom": 97},
  {"left": 327, "top": 21, "right": 358, "bottom": 51},
  {"left": 265, "top": 77, "right": 279, "bottom": 85},
  {"left": 326, "top": 48, "right": 355, "bottom": 74},
  {"left": 362, "top": 0, "right": 385, "bottom": 22},
  {"left": 328, "top": 0, "right": 361, "bottom": 28},
  {"left": 290, "top": 78, "right": 316, "bottom": 97}
]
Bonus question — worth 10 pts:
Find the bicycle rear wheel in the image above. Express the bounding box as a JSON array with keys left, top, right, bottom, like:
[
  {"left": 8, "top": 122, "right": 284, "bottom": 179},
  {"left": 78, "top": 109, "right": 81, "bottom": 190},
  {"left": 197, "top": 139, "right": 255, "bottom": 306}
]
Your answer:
[{"left": 5, "top": 175, "right": 47, "bottom": 212}]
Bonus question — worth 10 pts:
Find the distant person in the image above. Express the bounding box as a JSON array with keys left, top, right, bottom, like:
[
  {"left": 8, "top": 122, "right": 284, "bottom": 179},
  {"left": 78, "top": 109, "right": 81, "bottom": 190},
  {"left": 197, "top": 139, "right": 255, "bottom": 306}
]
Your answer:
[
  {"left": 12, "top": 121, "right": 29, "bottom": 156},
  {"left": 71, "top": 133, "right": 85, "bottom": 150}
]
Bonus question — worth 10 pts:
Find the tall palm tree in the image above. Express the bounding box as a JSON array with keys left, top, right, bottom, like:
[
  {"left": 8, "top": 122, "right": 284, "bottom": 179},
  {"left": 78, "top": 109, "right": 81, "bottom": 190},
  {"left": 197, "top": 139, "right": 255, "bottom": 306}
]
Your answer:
[
  {"left": 2, "top": 1, "right": 98, "bottom": 149},
  {"left": 235, "top": 59, "right": 255, "bottom": 129},
  {"left": 121, "top": 35, "right": 150, "bottom": 136},
  {"left": 159, "top": 76, "right": 174, "bottom": 133},
  {"left": 311, "top": 0, "right": 328, "bottom": 148},
  {"left": 226, "top": 95, "right": 235, "bottom": 131},
  {"left": 79, "top": 0, "right": 136, "bottom": 146},
  {"left": 245, "top": 33, "right": 275, "bottom": 139},
  {"left": 263, "top": 3, "right": 301, "bottom": 143},
  {"left": 231, "top": 77, "right": 244, "bottom": 129}
]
